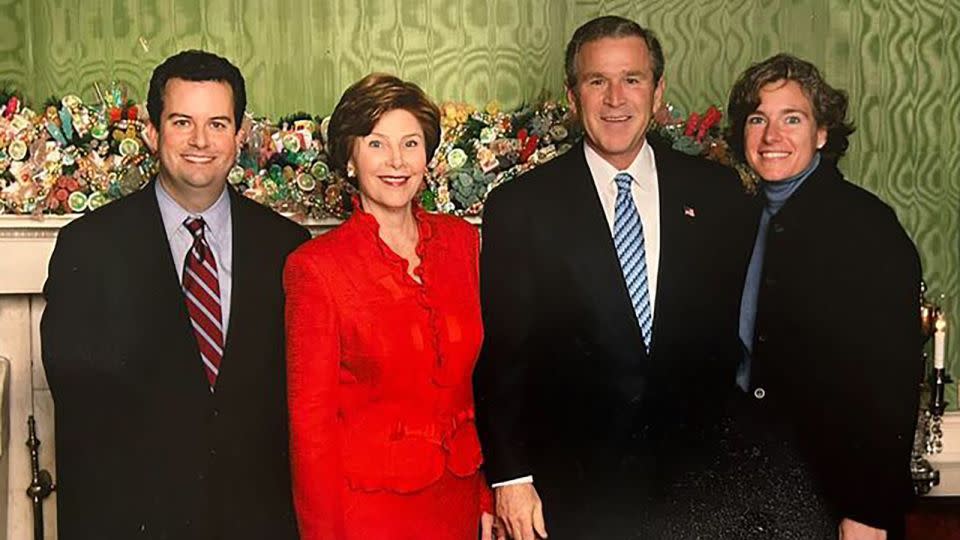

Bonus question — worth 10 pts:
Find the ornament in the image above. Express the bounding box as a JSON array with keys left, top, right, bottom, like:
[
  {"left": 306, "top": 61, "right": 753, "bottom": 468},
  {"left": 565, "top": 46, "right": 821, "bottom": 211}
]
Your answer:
[
  {"left": 446, "top": 148, "right": 468, "bottom": 169},
  {"left": 118, "top": 138, "right": 140, "bottom": 157},
  {"left": 87, "top": 190, "right": 108, "bottom": 210},
  {"left": 282, "top": 133, "right": 302, "bottom": 153},
  {"left": 8, "top": 139, "right": 27, "bottom": 161},
  {"left": 90, "top": 122, "right": 109, "bottom": 140},
  {"left": 67, "top": 191, "right": 88, "bottom": 212},
  {"left": 296, "top": 173, "right": 316, "bottom": 192},
  {"left": 479, "top": 127, "right": 497, "bottom": 144},
  {"left": 310, "top": 160, "right": 329, "bottom": 179},
  {"left": 228, "top": 165, "right": 245, "bottom": 185}
]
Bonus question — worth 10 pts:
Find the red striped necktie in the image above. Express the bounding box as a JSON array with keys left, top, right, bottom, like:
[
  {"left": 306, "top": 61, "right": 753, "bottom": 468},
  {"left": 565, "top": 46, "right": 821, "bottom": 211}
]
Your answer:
[{"left": 182, "top": 217, "right": 223, "bottom": 388}]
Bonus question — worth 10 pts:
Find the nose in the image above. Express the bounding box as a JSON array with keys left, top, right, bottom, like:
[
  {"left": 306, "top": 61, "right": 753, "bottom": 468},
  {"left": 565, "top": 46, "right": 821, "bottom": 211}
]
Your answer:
[
  {"left": 603, "top": 81, "right": 625, "bottom": 107},
  {"left": 189, "top": 125, "right": 208, "bottom": 148},
  {"left": 762, "top": 122, "right": 782, "bottom": 143},
  {"left": 388, "top": 145, "right": 405, "bottom": 168}
]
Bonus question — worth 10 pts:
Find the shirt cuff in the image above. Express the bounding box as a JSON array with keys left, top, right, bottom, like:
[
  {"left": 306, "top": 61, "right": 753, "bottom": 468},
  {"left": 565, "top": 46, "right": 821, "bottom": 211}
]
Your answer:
[{"left": 491, "top": 475, "right": 534, "bottom": 488}]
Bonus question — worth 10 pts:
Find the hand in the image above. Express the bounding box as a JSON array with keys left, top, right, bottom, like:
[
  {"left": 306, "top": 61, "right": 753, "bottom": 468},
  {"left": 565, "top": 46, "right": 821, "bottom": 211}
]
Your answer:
[
  {"left": 839, "top": 518, "right": 886, "bottom": 540},
  {"left": 495, "top": 484, "right": 547, "bottom": 540},
  {"left": 480, "top": 511, "right": 505, "bottom": 540}
]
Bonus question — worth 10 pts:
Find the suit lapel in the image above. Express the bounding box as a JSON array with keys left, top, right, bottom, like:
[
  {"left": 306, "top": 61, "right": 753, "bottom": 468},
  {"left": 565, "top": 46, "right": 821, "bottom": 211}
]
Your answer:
[
  {"left": 217, "top": 188, "right": 249, "bottom": 391},
  {"left": 650, "top": 144, "right": 681, "bottom": 353},
  {"left": 125, "top": 182, "right": 211, "bottom": 389},
  {"left": 554, "top": 144, "right": 649, "bottom": 362},
  {"left": 648, "top": 142, "right": 712, "bottom": 357}
]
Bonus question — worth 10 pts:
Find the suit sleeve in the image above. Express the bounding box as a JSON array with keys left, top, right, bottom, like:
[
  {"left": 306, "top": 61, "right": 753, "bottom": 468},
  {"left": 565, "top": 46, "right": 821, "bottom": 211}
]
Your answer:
[
  {"left": 839, "top": 210, "right": 922, "bottom": 530},
  {"left": 284, "top": 250, "right": 344, "bottom": 540},
  {"left": 473, "top": 187, "right": 539, "bottom": 484},
  {"left": 41, "top": 225, "right": 97, "bottom": 406}
]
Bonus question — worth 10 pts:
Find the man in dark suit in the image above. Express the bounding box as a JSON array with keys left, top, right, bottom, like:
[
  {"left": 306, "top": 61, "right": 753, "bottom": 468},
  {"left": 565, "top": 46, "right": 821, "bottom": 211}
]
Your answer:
[
  {"left": 474, "top": 16, "right": 753, "bottom": 539},
  {"left": 41, "top": 50, "right": 309, "bottom": 539}
]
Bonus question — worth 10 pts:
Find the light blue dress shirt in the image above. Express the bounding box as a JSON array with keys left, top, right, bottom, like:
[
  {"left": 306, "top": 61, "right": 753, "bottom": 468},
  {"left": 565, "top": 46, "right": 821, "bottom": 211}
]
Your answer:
[{"left": 155, "top": 180, "right": 233, "bottom": 334}]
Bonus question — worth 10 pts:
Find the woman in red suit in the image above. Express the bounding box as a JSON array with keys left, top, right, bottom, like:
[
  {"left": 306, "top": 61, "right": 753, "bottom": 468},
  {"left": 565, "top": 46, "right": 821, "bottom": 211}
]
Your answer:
[{"left": 284, "top": 73, "right": 494, "bottom": 540}]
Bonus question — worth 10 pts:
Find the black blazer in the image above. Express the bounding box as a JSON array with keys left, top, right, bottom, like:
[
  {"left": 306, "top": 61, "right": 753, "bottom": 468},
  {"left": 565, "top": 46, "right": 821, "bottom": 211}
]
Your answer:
[
  {"left": 41, "top": 182, "right": 309, "bottom": 539},
  {"left": 474, "top": 140, "right": 754, "bottom": 519},
  {"left": 747, "top": 160, "right": 922, "bottom": 532}
]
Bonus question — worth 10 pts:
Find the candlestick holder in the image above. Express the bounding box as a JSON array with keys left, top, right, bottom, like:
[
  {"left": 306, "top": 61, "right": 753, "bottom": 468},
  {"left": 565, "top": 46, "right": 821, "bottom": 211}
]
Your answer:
[
  {"left": 911, "top": 281, "right": 944, "bottom": 494},
  {"left": 930, "top": 367, "right": 952, "bottom": 417}
]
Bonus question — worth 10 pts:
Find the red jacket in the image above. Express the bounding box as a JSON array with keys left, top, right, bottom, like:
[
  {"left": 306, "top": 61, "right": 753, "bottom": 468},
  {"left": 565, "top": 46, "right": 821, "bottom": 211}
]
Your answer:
[{"left": 285, "top": 204, "right": 490, "bottom": 539}]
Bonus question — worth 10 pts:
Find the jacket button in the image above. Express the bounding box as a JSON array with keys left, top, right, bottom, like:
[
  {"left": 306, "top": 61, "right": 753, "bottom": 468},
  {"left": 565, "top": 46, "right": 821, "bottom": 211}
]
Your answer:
[
  {"left": 764, "top": 276, "right": 777, "bottom": 287},
  {"left": 757, "top": 334, "right": 768, "bottom": 343},
  {"left": 754, "top": 387, "right": 766, "bottom": 399},
  {"left": 773, "top": 223, "right": 785, "bottom": 233}
]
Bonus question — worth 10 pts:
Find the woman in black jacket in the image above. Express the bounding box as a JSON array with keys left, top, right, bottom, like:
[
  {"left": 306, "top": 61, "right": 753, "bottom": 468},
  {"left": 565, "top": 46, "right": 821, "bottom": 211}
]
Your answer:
[{"left": 727, "top": 53, "right": 922, "bottom": 540}]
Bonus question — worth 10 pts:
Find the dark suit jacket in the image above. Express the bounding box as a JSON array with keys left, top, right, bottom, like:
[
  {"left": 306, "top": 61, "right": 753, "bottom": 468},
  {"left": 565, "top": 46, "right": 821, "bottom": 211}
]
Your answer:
[
  {"left": 474, "top": 139, "right": 755, "bottom": 534},
  {"left": 747, "top": 160, "right": 922, "bottom": 532},
  {"left": 41, "top": 182, "right": 310, "bottom": 539}
]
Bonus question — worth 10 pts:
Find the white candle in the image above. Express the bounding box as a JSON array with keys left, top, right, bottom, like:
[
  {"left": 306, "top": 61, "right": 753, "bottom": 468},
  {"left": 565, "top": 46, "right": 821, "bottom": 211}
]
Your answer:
[{"left": 934, "top": 314, "right": 947, "bottom": 370}]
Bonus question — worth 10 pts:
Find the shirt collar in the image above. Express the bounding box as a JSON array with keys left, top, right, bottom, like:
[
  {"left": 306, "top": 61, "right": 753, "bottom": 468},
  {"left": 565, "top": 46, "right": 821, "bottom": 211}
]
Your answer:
[
  {"left": 155, "top": 180, "right": 231, "bottom": 241},
  {"left": 583, "top": 140, "right": 655, "bottom": 190}
]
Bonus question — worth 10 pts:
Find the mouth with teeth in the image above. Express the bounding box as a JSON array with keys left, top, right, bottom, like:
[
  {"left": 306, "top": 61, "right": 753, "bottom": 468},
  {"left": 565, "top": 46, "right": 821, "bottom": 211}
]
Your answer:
[
  {"left": 182, "top": 154, "right": 217, "bottom": 164},
  {"left": 379, "top": 175, "right": 410, "bottom": 187},
  {"left": 759, "top": 151, "right": 791, "bottom": 159},
  {"left": 600, "top": 114, "right": 633, "bottom": 123}
]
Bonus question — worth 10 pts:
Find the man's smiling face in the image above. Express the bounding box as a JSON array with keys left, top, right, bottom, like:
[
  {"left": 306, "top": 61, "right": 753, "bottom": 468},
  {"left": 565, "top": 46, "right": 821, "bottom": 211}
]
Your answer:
[
  {"left": 146, "top": 78, "right": 243, "bottom": 205},
  {"left": 567, "top": 36, "right": 665, "bottom": 170}
]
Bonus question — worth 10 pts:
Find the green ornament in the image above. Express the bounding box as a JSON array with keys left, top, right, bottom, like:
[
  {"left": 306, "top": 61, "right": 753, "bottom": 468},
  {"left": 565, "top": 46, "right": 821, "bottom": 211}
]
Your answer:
[
  {"left": 420, "top": 189, "right": 437, "bottom": 211},
  {"left": 67, "top": 191, "right": 88, "bottom": 212},
  {"left": 87, "top": 191, "right": 108, "bottom": 210},
  {"left": 310, "top": 161, "right": 329, "bottom": 179}
]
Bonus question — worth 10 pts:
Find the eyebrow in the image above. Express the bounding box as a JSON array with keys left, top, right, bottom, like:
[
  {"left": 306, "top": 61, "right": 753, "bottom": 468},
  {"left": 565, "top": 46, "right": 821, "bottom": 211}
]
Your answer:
[
  {"left": 751, "top": 108, "right": 811, "bottom": 116},
  {"left": 166, "top": 113, "right": 233, "bottom": 123},
  {"left": 580, "top": 69, "right": 648, "bottom": 80},
  {"left": 369, "top": 131, "right": 423, "bottom": 138}
]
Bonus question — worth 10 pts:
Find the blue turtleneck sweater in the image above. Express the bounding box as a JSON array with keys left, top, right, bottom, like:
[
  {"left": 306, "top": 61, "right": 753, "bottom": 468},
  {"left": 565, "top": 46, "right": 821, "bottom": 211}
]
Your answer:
[{"left": 736, "top": 153, "right": 822, "bottom": 391}]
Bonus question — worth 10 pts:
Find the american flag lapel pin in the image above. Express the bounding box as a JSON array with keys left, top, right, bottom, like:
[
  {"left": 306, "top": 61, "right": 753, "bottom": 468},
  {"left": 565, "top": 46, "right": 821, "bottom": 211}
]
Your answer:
[{"left": 683, "top": 206, "right": 696, "bottom": 218}]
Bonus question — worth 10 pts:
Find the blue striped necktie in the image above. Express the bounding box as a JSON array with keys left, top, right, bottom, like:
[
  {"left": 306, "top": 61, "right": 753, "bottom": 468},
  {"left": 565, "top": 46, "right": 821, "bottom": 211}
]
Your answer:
[{"left": 613, "top": 172, "right": 653, "bottom": 350}]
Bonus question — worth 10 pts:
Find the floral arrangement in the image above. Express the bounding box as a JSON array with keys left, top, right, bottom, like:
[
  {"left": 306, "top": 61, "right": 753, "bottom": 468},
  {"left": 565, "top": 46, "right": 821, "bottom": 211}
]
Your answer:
[
  {"left": 426, "top": 99, "right": 575, "bottom": 215},
  {"left": 0, "top": 83, "right": 739, "bottom": 219}
]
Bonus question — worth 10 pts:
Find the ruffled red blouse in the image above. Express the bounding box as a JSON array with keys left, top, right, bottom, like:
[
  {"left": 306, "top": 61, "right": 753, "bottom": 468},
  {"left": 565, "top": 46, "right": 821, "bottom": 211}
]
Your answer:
[{"left": 284, "top": 202, "right": 487, "bottom": 539}]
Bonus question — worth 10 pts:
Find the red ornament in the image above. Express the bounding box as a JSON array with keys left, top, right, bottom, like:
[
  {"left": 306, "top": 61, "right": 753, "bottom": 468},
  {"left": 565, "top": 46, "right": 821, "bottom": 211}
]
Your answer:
[
  {"left": 684, "top": 112, "right": 700, "bottom": 137},
  {"left": 696, "top": 106, "right": 723, "bottom": 143},
  {"left": 3, "top": 96, "right": 19, "bottom": 119},
  {"left": 126, "top": 106, "right": 138, "bottom": 120},
  {"left": 519, "top": 134, "right": 539, "bottom": 163},
  {"left": 109, "top": 107, "right": 122, "bottom": 123},
  {"left": 517, "top": 128, "right": 528, "bottom": 145}
]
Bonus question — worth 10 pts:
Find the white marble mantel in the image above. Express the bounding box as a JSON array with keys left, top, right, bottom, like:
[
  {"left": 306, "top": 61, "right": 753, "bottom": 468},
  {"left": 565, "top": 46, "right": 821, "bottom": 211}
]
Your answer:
[{"left": 0, "top": 213, "right": 958, "bottom": 539}]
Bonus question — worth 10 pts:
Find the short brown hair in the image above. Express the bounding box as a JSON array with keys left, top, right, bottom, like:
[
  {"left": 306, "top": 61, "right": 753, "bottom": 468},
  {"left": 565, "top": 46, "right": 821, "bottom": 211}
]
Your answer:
[
  {"left": 564, "top": 16, "right": 665, "bottom": 90},
  {"left": 726, "top": 53, "right": 855, "bottom": 163},
  {"left": 327, "top": 73, "right": 441, "bottom": 181}
]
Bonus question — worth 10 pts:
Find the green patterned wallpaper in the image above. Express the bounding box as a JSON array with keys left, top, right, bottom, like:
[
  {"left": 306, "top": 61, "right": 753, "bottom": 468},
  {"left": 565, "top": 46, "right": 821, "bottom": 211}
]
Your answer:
[
  {"left": 2, "top": 0, "right": 958, "bottom": 400},
  {"left": 0, "top": 0, "right": 569, "bottom": 114}
]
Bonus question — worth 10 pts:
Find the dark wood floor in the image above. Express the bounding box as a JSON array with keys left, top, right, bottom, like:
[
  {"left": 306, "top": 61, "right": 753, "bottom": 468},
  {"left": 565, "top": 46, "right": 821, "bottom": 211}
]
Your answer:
[{"left": 907, "top": 497, "right": 960, "bottom": 539}]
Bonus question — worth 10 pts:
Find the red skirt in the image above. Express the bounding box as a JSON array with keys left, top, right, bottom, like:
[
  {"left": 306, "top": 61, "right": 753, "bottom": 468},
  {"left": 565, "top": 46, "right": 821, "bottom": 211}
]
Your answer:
[{"left": 340, "top": 470, "right": 483, "bottom": 540}]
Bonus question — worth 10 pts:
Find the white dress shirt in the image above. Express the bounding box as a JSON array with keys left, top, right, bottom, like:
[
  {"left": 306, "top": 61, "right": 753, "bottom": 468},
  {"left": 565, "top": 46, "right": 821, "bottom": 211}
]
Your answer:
[
  {"left": 491, "top": 141, "right": 663, "bottom": 489},
  {"left": 155, "top": 180, "right": 234, "bottom": 334}
]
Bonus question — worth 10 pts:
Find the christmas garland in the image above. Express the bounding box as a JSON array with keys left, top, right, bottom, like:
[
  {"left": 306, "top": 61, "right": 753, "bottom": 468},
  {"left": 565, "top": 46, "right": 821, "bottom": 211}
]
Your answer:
[{"left": 0, "top": 84, "right": 742, "bottom": 219}]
